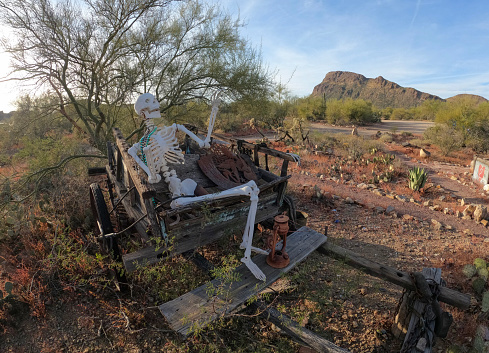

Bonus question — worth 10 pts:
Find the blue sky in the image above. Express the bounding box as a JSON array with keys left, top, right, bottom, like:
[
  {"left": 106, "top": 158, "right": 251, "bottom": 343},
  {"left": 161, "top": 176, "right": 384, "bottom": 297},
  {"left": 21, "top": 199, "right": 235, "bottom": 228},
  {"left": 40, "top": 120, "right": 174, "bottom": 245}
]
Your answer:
[
  {"left": 1, "top": 0, "right": 489, "bottom": 112},
  {"left": 217, "top": 0, "right": 489, "bottom": 100}
]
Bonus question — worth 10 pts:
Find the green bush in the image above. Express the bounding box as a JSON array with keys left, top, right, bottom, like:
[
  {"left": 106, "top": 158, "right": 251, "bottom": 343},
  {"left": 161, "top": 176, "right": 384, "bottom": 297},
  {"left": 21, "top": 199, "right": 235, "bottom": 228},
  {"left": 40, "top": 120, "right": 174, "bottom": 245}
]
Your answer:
[
  {"left": 379, "top": 134, "right": 393, "bottom": 143},
  {"left": 424, "top": 124, "right": 464, "bottom": 156}
]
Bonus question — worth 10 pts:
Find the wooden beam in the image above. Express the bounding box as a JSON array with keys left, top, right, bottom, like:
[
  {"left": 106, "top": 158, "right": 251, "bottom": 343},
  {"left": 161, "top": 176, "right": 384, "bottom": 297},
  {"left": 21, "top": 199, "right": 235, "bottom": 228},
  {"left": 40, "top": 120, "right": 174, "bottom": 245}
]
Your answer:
[
  {"left": 211, "top": 132, "right": 297, "bottom": 162},
  {"left": 112, "top": 128, "right": 156, "bottom": 199},
  {"left": 159, "top": 227, "right": 327, "bottom": 337},
  {"left": 122, "top": 194, "right": 280, "bottom": 272},
  {"left": 317, "top": 242, "right": 471, "bottom": 310},
  {"left": 249, "top": 301, "right": 351, "bottom": 353}
]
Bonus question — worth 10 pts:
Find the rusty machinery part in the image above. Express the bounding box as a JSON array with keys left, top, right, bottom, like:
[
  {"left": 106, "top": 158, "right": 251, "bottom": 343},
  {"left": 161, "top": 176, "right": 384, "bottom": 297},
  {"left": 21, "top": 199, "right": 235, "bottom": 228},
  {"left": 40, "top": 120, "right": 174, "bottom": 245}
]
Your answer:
[
  {"left": 266, "top": 214, "right": 290, "bottom": 269},
  {"left": 198, "top": 144, "right": 257, "bottom": 190}
]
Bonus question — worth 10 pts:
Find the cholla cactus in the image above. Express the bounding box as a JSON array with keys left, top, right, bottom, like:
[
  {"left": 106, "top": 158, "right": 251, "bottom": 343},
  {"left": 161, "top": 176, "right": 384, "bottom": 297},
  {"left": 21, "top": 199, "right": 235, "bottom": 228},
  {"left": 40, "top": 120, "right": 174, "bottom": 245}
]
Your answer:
[{"left": 408, "top": 166, "right": 428, "bottom": 191}]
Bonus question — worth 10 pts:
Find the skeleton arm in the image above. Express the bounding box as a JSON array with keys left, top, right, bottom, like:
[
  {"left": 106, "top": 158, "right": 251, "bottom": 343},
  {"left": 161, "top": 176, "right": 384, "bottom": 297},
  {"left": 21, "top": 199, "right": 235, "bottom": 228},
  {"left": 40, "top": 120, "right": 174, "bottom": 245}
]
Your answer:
[
  {"left": 128, "top": 143, "right": 162, "bottom": 183},
  {"left": 173, "top": 92, "right": 222, "bottom": 149}
]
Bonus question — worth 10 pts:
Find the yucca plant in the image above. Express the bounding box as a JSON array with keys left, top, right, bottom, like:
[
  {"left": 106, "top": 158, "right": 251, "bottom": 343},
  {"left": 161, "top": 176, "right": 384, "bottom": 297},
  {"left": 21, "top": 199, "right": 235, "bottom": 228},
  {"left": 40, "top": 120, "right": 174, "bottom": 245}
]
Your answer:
[{"left": 408, "top": 167, "right": 428, "bottom": 191}]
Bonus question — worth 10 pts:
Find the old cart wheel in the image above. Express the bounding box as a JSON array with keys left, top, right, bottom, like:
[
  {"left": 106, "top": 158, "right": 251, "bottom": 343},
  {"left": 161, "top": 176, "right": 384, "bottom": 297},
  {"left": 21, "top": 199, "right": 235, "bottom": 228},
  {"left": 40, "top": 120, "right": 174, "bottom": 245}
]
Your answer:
[
  {"left": 89, "top": 183, "right": 126, "bottom": 285},
  {"left": 89, "top": 184, "right": 122, "bottom": 259}
]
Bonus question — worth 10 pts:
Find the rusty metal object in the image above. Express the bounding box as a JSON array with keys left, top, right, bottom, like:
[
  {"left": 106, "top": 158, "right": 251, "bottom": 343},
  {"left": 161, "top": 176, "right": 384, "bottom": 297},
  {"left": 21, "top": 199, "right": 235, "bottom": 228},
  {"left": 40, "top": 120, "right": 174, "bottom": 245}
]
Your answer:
[
  {"left": 266, "top": 214, "right": 290, "bottom": 268},
  {"left": 198, "top": 144, "right": 257, "bottom": 190}
]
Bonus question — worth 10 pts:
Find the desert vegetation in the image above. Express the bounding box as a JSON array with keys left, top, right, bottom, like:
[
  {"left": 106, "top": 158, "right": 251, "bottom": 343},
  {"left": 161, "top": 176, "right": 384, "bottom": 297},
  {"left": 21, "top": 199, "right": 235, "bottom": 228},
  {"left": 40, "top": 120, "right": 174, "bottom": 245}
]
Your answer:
[{"left": 1, "top": 0, "right": 489, "bottom": 352}]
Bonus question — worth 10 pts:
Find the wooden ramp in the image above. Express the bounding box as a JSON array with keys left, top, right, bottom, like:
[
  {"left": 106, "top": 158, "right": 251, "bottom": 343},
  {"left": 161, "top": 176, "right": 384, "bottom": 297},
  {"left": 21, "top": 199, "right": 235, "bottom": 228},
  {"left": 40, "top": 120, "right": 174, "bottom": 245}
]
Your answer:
[{"left": 159, "top": 226, "right": 327, "bottom": 337}]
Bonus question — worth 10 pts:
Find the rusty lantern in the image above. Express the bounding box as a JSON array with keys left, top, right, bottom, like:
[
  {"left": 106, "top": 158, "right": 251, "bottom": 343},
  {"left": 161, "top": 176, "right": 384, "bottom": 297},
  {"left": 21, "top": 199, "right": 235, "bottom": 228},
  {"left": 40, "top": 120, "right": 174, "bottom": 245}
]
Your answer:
[{"left": 266, "top": 214, "right": 290, "bottom": 268}]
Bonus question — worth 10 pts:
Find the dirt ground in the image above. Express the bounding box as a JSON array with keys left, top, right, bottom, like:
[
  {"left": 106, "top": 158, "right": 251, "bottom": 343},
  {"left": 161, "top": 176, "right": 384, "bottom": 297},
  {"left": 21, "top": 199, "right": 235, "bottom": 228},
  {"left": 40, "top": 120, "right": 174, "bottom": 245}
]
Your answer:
[{"left": 1, "top": 131, "right": 488, "bottom": 353}]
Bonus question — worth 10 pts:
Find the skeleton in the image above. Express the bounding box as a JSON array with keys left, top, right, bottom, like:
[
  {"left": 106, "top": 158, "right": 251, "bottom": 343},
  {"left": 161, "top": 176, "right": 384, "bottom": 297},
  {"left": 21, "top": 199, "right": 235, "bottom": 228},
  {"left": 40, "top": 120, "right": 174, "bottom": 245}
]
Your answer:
[{"left": 128, "top": 93, "right": 270, "bottom": 281}]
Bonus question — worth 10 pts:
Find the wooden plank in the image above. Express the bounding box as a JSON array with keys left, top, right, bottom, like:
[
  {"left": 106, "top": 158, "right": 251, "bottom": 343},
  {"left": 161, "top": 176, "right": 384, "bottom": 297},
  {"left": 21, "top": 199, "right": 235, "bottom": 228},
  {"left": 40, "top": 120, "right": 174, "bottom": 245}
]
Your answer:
[
  {"left": 249, "top": 301, "right": 350, "bottom": 353},
  {"left": 159, "top": 227, "right": 327, "bottom": 337},
  {"left": 112, "top": 128, "right": 156, "bottom": 199},
  {"left": 184, "top": 241, "right": 350, "bottom": 352},
  {"left": 211, "top": 132, "right": 297, "bottom": 162},
  {"left": 318, "top": 242, "right": 471, "bottom": 309},
  {"left": 107, "top": 167, "right": 150, "bottom": 241},
  {"left": 122, "top": 194, "right": 280, "bottom": 272}
]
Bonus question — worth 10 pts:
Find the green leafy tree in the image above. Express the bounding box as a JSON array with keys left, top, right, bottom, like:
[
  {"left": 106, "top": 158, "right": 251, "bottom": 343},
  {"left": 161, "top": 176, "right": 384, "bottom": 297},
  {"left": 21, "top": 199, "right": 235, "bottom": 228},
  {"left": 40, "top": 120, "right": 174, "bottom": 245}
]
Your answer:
[{"left": 0, "top": 0, "right": 274, "bottom": 151}]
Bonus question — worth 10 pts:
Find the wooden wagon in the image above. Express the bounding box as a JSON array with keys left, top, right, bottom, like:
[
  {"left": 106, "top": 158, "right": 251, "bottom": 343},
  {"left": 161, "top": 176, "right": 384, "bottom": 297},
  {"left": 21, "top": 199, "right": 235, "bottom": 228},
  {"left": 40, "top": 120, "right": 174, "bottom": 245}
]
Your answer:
[{"left": 89, "top": 127, "right": 301, "bottom": 274}]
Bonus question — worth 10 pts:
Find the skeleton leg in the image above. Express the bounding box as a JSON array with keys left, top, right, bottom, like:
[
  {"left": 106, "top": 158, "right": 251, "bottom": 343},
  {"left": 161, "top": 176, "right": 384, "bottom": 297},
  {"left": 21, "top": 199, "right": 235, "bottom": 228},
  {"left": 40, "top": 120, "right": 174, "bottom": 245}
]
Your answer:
[
  {"left": 239, "top": 194, "right": 267, "bottom": 281},
  {"left": 171, "top": 180, "right": 266, "bottom": 281}
]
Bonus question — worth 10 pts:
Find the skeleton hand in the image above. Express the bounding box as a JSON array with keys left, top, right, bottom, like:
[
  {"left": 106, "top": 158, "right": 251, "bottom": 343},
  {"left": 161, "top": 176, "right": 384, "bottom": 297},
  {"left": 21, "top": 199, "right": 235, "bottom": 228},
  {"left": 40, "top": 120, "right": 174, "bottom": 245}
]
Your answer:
[{"left": 286, "top": 153, "right": 301, "bottom": 166}]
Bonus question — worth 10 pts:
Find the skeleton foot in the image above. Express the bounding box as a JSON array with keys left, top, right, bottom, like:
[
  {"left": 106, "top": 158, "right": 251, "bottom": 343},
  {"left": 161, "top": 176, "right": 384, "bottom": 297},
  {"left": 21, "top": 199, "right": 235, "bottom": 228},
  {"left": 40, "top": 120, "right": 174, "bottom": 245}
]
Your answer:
[
  {"left": 239, "top": 243, "right": 268, "bottom": 255},
  {"left": 241, "top": 257, "right": 266, "bottom": 281}
]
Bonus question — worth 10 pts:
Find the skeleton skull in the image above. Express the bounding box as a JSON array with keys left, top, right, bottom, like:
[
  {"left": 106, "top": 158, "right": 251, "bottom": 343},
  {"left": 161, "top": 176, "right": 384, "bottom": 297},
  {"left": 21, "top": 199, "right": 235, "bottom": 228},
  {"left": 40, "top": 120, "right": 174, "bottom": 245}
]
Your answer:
[{"left": 134, "top": 93, "right": 161, "bottom": 119}]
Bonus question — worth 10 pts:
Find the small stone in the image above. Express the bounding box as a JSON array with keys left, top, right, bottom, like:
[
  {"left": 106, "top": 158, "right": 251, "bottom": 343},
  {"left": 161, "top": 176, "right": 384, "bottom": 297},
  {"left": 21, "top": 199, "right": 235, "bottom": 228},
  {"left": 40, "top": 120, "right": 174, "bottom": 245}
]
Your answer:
[
  {"left": 359, "top": 288, "right": 367, "bottom": 295},
  {"left": 424, "top": 200, "right": 433, "bottom": 207},
  {"left": 455, "top": 211, "right": 462, "bottom": 218},
  {"left": 396, "top": 195, "right": 408, "bottom": 202},
  {"left": 460, "top": 198, "right": 466, "bottom": 206},
  {"left": 373, "top": 189, "right": 384, "bottom": 196},
  {"left": 375, "top": 206, "right": 385, "bottom": 213},
  {"left": 403, "top": 214, "right": 414, "bottom": 220},
  {"left": 463, "top": 229, "right": 473, "bottom": 235},
  {"left": 445, "top": 225, "right": 453, "bottom": 230},
  {"left": 481, "top": 219, "right": 488, "bottom": 227},
  {"left": 462, "top": 215, "right": 472, "bottom": 221},
  {"left": 345, "top": 197, "right": 355, "bottom": 204},
  {"left": 463, "top": 204, "right": 477, "bottom": 216},
  {"left": 356, "top": 183, "right": 368, "bottom": 189},
  {"left": 439, "top": 196, "right": 446, "bottom": 202},
  {"left": 386, "top": 194, "right": 396, "bottom": 200},
  {"left": 474, "top": 205, "right": 487, "bottom": 222},
  {"left": 352, "top": 321, "right": 359, "bottom": 328},
  {"left": 450, "top": 176, "right": 458, "bottom": 181},
  {"left": 386, "top": 205, "right": 395, "bottom": 214},
  {"left": 431, "top": 219, "right": 443, "bottom": 230},
  {"left": 420, "top": 148, "right": 431, "bottom": 158}
]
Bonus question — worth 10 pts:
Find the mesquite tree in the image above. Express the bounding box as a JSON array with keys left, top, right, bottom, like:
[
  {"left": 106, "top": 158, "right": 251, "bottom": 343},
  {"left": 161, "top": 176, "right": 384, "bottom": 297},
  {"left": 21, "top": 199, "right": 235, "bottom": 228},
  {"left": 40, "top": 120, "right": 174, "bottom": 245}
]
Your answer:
[{"left": 0, "top": 0, "right": 273, "bottom": 150}]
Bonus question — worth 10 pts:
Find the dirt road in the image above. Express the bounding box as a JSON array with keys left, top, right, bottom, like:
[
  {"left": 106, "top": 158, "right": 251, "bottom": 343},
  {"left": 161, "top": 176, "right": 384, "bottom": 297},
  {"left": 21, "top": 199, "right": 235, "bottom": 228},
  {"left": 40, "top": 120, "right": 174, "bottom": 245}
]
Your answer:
[{"left": 309, "top": 119, "right": 435, "bottom": 137}]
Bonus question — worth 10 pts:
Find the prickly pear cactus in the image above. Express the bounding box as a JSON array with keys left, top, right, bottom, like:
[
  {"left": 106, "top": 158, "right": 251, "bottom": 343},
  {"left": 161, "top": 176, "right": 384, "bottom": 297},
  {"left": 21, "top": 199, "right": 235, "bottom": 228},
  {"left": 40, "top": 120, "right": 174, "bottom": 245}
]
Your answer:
[
  {"left": 482, "top": 291, "right": 489, "bottom": 313},
  {"left": 474, "top": 258, "right": 487, "bottom": 270},
  {"left": 463, "top": 264, "right": 477, "bottom": 278}
]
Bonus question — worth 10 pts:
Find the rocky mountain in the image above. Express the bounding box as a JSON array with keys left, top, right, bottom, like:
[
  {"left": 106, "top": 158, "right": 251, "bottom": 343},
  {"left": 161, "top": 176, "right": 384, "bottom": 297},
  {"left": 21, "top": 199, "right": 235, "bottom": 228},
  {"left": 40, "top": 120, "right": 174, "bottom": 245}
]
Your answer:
[{"left": 312, "top": 71, "right": 444, "bottom": 109}]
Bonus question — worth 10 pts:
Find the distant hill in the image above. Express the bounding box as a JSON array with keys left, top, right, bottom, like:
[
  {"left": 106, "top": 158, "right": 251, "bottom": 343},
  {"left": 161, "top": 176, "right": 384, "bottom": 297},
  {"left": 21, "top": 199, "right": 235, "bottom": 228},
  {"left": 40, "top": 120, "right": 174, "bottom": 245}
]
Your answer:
[
  {"left": 446, "top": 94, "right": 488, "bottom": 105},
  {"left": 312, "top": 71, "right": 447, "bottom": 109}
]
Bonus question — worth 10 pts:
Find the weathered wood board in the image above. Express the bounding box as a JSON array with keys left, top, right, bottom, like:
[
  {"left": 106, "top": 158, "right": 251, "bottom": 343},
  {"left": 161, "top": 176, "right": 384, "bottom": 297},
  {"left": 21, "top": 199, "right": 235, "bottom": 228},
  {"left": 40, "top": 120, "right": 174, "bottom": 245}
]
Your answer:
[
  {"left": 159, "top": 226, "right": 327, "bottom": 337},
  {"left": 122, "top": 193, "right": 280, "bottom": 272}
]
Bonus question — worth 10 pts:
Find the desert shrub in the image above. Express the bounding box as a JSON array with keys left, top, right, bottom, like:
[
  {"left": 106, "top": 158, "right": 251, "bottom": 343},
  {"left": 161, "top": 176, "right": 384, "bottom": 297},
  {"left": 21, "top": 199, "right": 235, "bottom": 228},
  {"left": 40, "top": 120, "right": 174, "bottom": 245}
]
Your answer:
[
  {"left": 335, "top": 135, "right": 383, "bottom": 161},
  {"left": 308, "top": 131, "right": 338, "bottom": 151},
  {"left": 424, "top": 124, "right": 464, "bottom": 156},
  {"left": 325, "top": 98, "right": 378, "bottom": 125},
  {"left": 379, "top": 134, "right": 393, "bottom": 143},
  {"left": 409, "top": 138, "right": 428, "bottom": 147}
]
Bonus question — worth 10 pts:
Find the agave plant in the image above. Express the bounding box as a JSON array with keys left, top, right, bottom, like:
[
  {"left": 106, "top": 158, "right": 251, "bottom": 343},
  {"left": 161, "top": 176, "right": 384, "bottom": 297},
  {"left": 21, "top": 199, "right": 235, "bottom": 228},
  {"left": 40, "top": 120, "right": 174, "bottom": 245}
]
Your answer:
[{"left": 408, "top": 167, "right": 428, "bottom": 191}]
